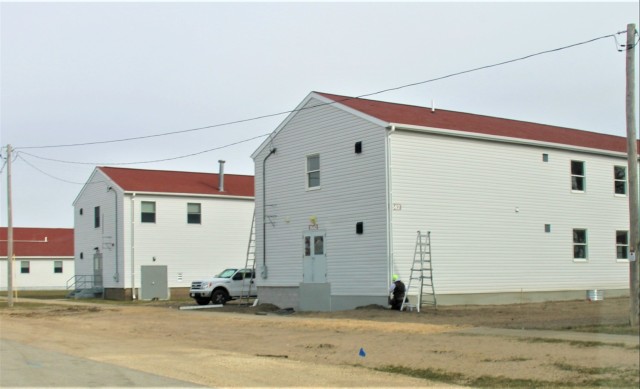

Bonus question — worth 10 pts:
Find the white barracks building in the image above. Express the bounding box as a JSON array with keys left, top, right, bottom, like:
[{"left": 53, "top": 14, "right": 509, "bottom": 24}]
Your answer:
[
  {"left": 73, "top": 165, "right": 254, "bottom": 300},
  {"left": 251, "top": 92, "right": 638, "bottom": 311}
]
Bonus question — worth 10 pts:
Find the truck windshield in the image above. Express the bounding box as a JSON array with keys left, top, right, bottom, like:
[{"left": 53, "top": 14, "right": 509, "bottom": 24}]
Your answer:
[{"left": 217, "top": 269, "right": 238, "bottom": 278}]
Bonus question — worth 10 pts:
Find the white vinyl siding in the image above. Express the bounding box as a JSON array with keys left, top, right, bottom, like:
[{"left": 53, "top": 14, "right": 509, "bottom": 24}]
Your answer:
[
  {"left": 0, "top": 257, "right": 75, "bottom": 291},
  {"left": 122, "top": 194, "right": 254, "bottom": 289},
  {"left": 73, "top": 169, "right": 121, "bottom": 289},
  {"left": 389, "top": 130, "right": 629, "bottom": 295},
  {"left": 253, "top": 97, "right": 389, "bottom": 296},
  {"left": 74, "top": 168, "right": 254, "bottom": 291}
]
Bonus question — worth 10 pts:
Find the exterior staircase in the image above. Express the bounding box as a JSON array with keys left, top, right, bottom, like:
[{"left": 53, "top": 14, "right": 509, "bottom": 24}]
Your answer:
[{"left": 66, "top": 275, "right": 103, "bottom": 299}]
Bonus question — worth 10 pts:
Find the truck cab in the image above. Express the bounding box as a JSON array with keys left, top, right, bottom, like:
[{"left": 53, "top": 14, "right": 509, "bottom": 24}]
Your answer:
[{"left": 189, "top": 268, "right": 256, "bottom": 305}]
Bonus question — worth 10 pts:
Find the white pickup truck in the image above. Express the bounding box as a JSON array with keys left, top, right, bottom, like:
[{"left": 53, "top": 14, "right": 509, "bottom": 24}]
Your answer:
[{"left": 189, "top": 268, "right": 256, "bottom": 305}]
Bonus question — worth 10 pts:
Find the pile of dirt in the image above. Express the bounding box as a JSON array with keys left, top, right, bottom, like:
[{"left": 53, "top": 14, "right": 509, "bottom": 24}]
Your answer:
[{"left": 355, "top": 304, "right": 388, "bottom": 310}]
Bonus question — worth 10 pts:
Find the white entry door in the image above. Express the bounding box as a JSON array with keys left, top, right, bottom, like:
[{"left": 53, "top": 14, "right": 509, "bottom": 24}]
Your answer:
[{"left": 303, "top": 231, "right": 326, "bottom": 283}]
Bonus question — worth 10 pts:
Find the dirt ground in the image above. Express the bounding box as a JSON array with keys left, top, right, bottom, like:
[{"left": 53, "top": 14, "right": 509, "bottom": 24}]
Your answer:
[{"left": 1, "top": 297, "right": 638, "bottom": 388}]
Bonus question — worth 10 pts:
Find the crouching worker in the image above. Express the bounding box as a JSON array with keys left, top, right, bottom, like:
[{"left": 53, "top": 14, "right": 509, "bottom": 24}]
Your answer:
[{"left": 389, "top": 274, "right": 406, "bottom": 310}]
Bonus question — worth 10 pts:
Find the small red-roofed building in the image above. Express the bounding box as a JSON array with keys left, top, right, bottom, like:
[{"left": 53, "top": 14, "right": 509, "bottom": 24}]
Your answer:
[
  {"left": 1, "top": 227, "right": 74, "bottom": 291},
  {"left": 251, "top": 92, "right": 637, "bottom": 311},
  {"left": 72, "top": 163, "right": 254, "bottom": 300}
]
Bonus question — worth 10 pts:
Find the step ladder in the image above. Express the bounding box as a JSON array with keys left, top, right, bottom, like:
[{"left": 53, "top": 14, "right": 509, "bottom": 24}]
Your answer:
[
  {"left": 401, "top": 231, "right": 437, "bottom": 312},
  {"left": 240, "top": 211, "right": 256, "bottom": 305}
]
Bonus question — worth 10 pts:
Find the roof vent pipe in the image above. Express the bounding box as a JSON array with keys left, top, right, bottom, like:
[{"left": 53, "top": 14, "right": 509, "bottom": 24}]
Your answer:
[
  {"left": 218, "top": 160, "right": 226, "bottom": 192},
  {"left": 431, "top": 99, "right": 435, "bottom": 113}
]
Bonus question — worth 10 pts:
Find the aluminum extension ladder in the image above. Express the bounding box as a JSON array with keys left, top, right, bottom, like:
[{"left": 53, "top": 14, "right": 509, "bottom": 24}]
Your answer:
[
  {"left": 239, "top": 211, "right": 256, "bottom": 305},
  {"left": 401, "top": 231, "right": 437, "bottom": 312}
]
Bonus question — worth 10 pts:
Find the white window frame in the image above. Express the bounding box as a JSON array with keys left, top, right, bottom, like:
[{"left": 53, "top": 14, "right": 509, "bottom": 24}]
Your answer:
[
  {"left": 54, "top": 260, "right": 63, "bottom": 274},
  {"left": 572, "top": 228, "right": 588, "bottom": 262},
  {"left": 20, "top": 260, "right": 30, "bottom": 274},
  {"left": 141, "top": 201, "right": 156, "bottom": 223},
  {"left": 187, "top": 203, "right": 202, "bottom": 224},
  {"left": 571, "top": 160, "right": 585, "bottom": 193},
  {"left": 94, "top": 206, "right": 101, "bottom": 228},
  {"left": 306, "top": 154, "right": 321, "bottom": 190},
  {"left": 614, "top": 165, "right": 627, "bottom": 196},
  {"left": 616, "top": 230, "right": 629, "bottom": 262}
]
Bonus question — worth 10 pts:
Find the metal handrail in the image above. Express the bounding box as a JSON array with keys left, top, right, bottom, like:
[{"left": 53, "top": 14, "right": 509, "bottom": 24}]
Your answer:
[{"left": 66, "top": 275, "right": 103, "bottom": 290}]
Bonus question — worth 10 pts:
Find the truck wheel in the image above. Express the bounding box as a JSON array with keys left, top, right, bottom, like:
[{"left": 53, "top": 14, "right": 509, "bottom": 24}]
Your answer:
[
  {"left": 211, "top": 290, "right": 228, "bottom": 305},
  {"left": 195, "top": 297, "right": 210, "bottom": 306}
]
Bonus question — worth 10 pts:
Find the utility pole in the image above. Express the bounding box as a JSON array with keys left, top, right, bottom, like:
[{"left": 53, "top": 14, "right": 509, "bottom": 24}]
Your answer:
[
  {"left": 6, "top": 145, "right": 14, "bottom": 308},
  {"left": 625, "top": 23, "right": 639, "bottom": 327}
]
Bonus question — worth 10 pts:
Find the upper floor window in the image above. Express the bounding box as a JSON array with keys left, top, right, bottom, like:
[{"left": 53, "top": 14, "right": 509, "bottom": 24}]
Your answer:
[
  {"left": 187, "top": 203, "right": 201, "bottom": 224},
  {"left": 614, "top": 166, "right": 627, "bottom": 195},
  {"left": 573, "top": 229, "right": 588, "bottom": 260},
  {"left": 94, "top": 206, "right": 100, "bottom": 228},
  {"left": 21, "top": 261, "right": 30, "bottom": 274},
  {"left": 141, "top": 201, "right": 156, "bottom": 223},
  {"left": 54, "top": 260, "right": 63, "bottom": 273},
  {"left": 616, "top": 230, "right": 629, "bottom": 260},
  {"left": 306, "top": 154, "right": 320, "bottom": 189},
  {"left": 571, "top": 161, "right": 585, "bottom": 192}
]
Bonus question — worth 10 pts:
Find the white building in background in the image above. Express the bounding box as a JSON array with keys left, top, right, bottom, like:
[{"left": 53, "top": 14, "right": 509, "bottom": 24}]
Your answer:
[
  {"left": 72, "top": 164, "right": 254, "bottom": 300},
  {"left": 251, "top": 91, "right": 637, "bottom": 311},
  {"left": 0, "top": 227, "right": 74, "bottom": 291}
]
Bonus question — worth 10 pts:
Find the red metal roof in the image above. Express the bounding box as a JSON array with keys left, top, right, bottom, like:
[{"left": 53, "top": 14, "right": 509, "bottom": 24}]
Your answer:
[
  {"left": 316, "top": 92, "right": 637, "bottom": 153},
  {"left": 0, "top": 227, "right": 74, "bottom": 257},
  {"left": 98, "top": 167, "right": 254, "bottom": 197}
]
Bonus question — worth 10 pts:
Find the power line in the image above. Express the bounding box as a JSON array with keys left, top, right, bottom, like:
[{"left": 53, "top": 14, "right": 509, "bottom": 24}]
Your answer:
[
  {"left": 16, "top": 154, "right": 86, "bottom": 184},
  {"left": 14, "top": 29, "right": 629, "bottom": 151},
  {"left": 17, "top": 132, "right": 271, "bottom": 166},
  {"left": 352, "top": 30, "right": 629, "bottom": 99}
]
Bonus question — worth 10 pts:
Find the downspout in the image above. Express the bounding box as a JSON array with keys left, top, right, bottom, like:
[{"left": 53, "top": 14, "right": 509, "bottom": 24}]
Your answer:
[
  {"left": 385, "top": 125, "right": 396, "bottom": 283},
  {"left": 130, "top": 193, "right": 136, "bottom": 299},
  {"left": 261, "top": 147, "right": 277, "bottom": 279},
  {"left": 108, "top": 187, "right": 119, "bottom": 283}
]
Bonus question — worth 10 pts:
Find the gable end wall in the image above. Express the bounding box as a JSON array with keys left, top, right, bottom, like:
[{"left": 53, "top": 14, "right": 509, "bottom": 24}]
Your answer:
[{"left": 254, "top": 97, "right": 390, "bottom": 302}]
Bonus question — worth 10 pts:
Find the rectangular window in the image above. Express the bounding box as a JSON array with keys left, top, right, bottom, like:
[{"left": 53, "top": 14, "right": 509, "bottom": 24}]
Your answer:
[
  {"left": 314, "top": 236, "right": 324, "bottom": 255},
  {"left": 306, "top": 154, "right": 320, "bottom": 189},
  {"left": 616, "top": 230, "right": 629, "bottom": 260},
  {"left": 187, "top": 203, "right": 201, "bottom": 224},
  {"left": 304, "top": 236, "right": 311, "bottom": 256},
  {"left": 21, "top": 261, "right": 30, "bottom": 274},
  {"left": 614, "top": 166, "right": 627, "bottom": 195},
  {"left": 571, "top": 161, "right": 585, "bottom": 191},
  {"left": 573, "top": 229, "right": 588, "bottom": 260},
  {"left": 94, "top": 206, "right": 100, "bottom": 228},
  {"left": 141, "top": 201, "right": 156, "bottom": 223},
  {"left": 54, "top": 260, "right": 63, "bottom": 273}
]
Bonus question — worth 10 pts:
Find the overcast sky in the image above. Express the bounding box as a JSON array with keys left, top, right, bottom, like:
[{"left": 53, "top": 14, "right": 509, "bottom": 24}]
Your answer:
[{"left": 1, "top": 1, "right": 639, "bottom": 228}]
